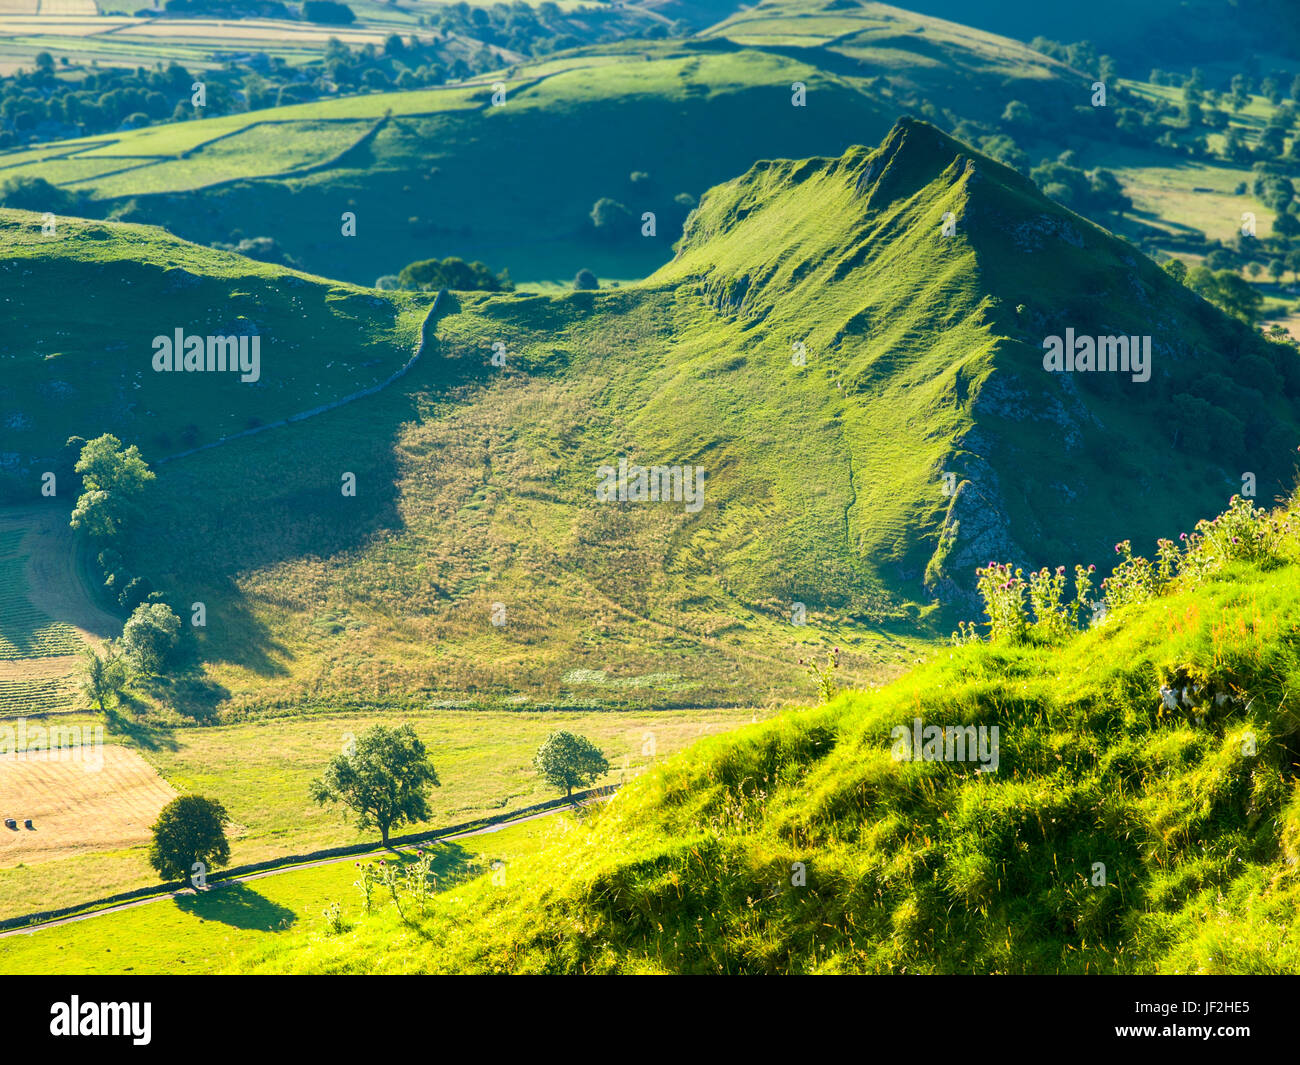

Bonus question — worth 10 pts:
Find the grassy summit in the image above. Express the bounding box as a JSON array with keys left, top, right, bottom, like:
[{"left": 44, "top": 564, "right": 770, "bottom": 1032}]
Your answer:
[{"left": 653, "top": 117, "right": 1300, "bottom": 602}]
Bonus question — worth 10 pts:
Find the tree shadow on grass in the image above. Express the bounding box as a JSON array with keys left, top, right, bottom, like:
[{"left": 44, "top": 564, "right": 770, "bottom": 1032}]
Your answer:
[
  {"left": 1124, "top": 207, "right": 1207, "bottom": 238},
  {"left": 424, "top": 840, "right": 478, "bottom": 890},
  {"left": 104, "top": 700, "right": 179, "bottom": 752},
  {"left": 172, "top": 881, "right": 297, "bottom": 931},
  {"left": 360, "top": 840, "right": 478, "bottom": 890},
  {"left": 137, "top": 671, "right": 229, "bottom": 725}
]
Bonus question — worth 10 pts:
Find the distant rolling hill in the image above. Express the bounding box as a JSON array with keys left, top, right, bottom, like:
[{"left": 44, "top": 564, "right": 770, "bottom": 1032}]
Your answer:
[
  {"left": 3, "top": 119, "right": 1295, "bottom": 717},
  {"left": 888, "top": 0, "right": 1300, "bottom": 66},
  {"left": 0, "top": 2, "right": 1089, "bottom": 286}
]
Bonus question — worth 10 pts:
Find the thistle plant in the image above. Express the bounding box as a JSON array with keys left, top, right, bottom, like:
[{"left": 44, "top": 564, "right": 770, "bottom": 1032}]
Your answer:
[
  {"left": 799, "top": 648, "right": 840, "bottom": 703},
  {"left": 975, "top": 562, "right": 1026, "bottom": 640},
  {"left": 405, "top": 847, "right": 439, "bottom": 915},
  {"left": 1155, "top": 537, "right": 1180, "bottom": 583},
  {"left": 376, "top": 858, "right": 405, "bottom": 920},
  {"left": 1068, "top": 564, "right": 1096, "bottom": 629},
  {"left": 322, "top": 900, "right": 346, "bottom": 934},
  {"left": 1194, "top": 495, "right": 1283, "bottom": 568},
  {"left": 1027, "top": 566, "right": 1069, "bottom": 638},
  {"left": 1101, "top": 540, "right": 1159, "bottom": 610},
  {"left": 353, "top": 860, "right": 377, "bottom": 915}
]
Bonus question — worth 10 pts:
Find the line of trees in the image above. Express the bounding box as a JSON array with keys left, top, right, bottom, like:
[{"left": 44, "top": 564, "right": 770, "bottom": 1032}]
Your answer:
[
  {"left": 148, "top": 725, "right": 610, "bottom": 887},
  {"left": 69, "top": 434, "right": 183, "bottom": 714},
  {"left": 0, "top": 0, "right": 673, "bottom": 147}
]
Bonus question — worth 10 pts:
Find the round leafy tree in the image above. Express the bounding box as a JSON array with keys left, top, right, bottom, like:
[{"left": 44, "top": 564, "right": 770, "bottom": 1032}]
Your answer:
[
  {"left": 121, "top": 602, "right": 180, "bottom": 674},
  {"left": 310, "top": 723, "right": 440, "bottom": 844},
  {"left": 81, "top": 646, "right": 127, "bottom": 713},
  {"left": 589, "top": 197, "right": 632, "bottom": 235},
  {"left": 70, "top": 433, "right": 155, "bottom": 541},
  {"left": 534, "top": 730, "right": 609, "bottom": 799},
  {"left": 149, "top": 795, "right": 231, "bottom": 885}
]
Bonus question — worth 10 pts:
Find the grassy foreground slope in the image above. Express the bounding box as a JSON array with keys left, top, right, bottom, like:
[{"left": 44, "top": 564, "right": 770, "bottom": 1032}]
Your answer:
[{"left": 242, "top": 492, "right": 1300, "bottom": 975}]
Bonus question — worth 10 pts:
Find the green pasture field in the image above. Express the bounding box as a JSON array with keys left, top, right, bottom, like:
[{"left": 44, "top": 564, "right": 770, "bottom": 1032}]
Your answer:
[
  {"left": 0, "top": 705, "right": 767, "bottom": 920},
  {"left": 0, "top": 817, "right": 556, "bottom": 974}
]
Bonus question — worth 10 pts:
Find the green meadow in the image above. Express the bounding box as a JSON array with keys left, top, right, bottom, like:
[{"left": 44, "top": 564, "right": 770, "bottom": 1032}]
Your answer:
[
  {"left": 0, "top": 818, "right": 555, "bottom": 975},
  {"left": 0, "top": 705, "right": 763, "bottom": 920}
]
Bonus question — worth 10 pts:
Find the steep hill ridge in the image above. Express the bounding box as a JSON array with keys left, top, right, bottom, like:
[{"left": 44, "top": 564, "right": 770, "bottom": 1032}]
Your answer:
[{"left": 655, "top": 118, "right": 1300, "bottom": 602}]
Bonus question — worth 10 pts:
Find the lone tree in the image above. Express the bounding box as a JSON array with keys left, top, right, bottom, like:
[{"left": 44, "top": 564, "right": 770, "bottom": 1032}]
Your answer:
[
  {"left": 533, "top": 730, "right": 609, "bottom": 800},
  {"left": 395, "top": 255, "right": 512, "bottom": 292},
  {"left": 149, "top": 795, "right": 231, "bottom": 886},
  {"left": 310, "top": 724, "right": 440, "bottom": 845},
  {"left": 81, "top": 645, "right": 127, "bottom": 713},
  {"left": 69, "top": 434, "right": 155, "bottom": 541},
  {"left": 589, "top": 197, "right": 632, "bottom": 237},
  {"left": 121, "top": 602, "right": 180, "bottom": 675}
]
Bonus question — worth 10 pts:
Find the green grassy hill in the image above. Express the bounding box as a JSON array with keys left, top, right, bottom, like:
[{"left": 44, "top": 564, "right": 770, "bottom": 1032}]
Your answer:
[
  {"left": 4, "top": 119, "right": 1297, "bottom": 717},
  {"left": 0, "top": 208, "right": 431, "bottom": 482},
  {"left": 237, "top": 489, "right": 1300, "bottom": 974},
  {"left": 0, "top": 2, "right": 1088, "bottom": 286},
  {"left": 651, "top": 117, "right": 1300, "bottom": 599}
]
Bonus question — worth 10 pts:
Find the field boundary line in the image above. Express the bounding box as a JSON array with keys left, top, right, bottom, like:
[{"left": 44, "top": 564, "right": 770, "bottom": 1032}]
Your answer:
[{"left": 155, "top": 288, "right": 443, "bottom": 467}]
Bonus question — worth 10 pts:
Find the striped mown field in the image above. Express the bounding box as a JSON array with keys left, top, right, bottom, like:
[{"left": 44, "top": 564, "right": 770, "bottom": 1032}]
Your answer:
[
  {"left": 0, "top": 743, "right": 176, "bottom": 863},
  {"left": 0, "top": 508, "right": 120, "bottom": 718}
]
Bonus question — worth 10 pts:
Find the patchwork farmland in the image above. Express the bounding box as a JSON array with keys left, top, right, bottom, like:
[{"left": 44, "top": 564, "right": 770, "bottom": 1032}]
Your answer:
[
  {"left": 0, "top": 0, "right": 1298, "bottom": 1011},
  {"left": 0, "top": 508, "right": 112, "bottom": 717}
]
